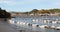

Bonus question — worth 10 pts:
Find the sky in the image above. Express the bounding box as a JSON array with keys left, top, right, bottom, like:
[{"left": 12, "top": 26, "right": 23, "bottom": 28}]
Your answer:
[{"left": 0, "top": 0, "right": 60, "bottom": 12}]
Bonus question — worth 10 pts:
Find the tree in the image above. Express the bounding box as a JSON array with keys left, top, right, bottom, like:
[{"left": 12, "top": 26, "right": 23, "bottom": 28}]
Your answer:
[
  {"left": 0, "top": 8, "right": 11, "bottom": 18},
  {"left": 30, "top": 9, "right": 38, "bottom": 14}
]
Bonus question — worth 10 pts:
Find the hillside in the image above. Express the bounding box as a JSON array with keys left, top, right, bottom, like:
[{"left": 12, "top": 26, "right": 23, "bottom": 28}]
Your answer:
[
  {"left": 24, "top": 9, "right": 60, "bottom": 14},
  {"left": 0, "top": 8, "right": 11, "bottom": 18}
]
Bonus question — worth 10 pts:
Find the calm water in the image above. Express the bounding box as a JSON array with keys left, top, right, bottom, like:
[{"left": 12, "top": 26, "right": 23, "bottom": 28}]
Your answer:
[{"left": 10, "top": 16, "right": 60, "bottom": 32}]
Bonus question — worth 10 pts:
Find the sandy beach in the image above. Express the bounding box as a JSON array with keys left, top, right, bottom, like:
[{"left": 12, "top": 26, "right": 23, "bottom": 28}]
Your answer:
[{"left": 0, "top": 20, "right": 20, "bottom": 32}]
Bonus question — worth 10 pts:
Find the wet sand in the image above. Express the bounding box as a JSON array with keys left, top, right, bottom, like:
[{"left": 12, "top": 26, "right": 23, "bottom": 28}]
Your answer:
[{"left": 0, "top": 20, "right": 19, "bottom": 32}]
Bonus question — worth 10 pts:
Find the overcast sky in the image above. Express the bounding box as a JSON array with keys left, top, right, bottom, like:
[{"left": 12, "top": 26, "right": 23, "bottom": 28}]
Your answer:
[{"left": 0, "top": 0, "right": 60, "bottom": 12}]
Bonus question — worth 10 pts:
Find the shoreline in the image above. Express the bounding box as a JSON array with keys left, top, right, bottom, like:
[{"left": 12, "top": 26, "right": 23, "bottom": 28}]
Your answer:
[
  {"left": 0, "top": 20, "right": 19, "bottom": 32},
  {"left": 11, "top": 13, "right": 60, "bottom": 18}
]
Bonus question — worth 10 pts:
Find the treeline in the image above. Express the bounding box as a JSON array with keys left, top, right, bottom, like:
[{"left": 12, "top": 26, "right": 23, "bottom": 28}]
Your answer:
[
  {"left": 25, "top": 9, "right": 60, "bottom": 14},
  {"left": 0, "top": 8, "right": 11, "bottom": 18}
]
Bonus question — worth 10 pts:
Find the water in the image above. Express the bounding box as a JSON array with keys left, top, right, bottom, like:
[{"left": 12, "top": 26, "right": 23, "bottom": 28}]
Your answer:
[{"left": 10, "top": 16, "right": 60, "bottom": 32}]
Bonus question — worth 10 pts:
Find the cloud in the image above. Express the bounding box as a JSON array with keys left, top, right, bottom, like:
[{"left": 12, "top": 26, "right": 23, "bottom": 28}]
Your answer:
[
  {"left": 0, "top": 0, "right": 16, "bottom": 6},
  {"left": 0, "top": 0, "right": 60, "bottom": 6},
  {"left": 0, "top": 0, "right": 40, "bottom": 6}
]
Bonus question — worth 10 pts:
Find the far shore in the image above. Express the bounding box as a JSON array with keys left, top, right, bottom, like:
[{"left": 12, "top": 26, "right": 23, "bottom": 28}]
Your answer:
[{"left": 11, "top": 13, "right": 60, "bottom": 18}]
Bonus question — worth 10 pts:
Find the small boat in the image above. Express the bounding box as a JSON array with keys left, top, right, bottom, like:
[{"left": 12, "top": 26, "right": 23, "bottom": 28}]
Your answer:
[
  {"left": 55, "top": 27, "right": 60, "bottom": 30},
  {"left": 39, "top": 25, "right": 48, "bottom": 28},
  {"left": 19, "top": 22, "right": 26, "bottom": 25},
  {"left": 32, "top": 24, "right": 39, "bottom": 27},
  {"left": 26, "top": 23, "right": 29, "bottom": 25},
  {"left": 44, "top": 25, "right": 49, "bottom": 28},
  {"left": 8, "top": 20, "right": 12, "bottom": 23},
  {"left": 49, "top": 26, "right": 55, "bottom": 29},
  {"left": 32, "top": 19, "right": 38, "bottom": 22}
]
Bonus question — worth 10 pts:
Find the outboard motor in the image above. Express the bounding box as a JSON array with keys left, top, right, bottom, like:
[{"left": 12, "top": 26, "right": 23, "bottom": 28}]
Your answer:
[
  {"left": 28, "top": 23, "right": 32, "bottom": 26},
  {"left": 36, "top": 25, "right": 39, "bottom": 27}
]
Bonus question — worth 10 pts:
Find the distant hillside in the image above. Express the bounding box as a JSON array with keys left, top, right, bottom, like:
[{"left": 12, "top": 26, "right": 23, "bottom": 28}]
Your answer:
[{"left": 24, "top": 9, "right": 60, "bottom": 14}]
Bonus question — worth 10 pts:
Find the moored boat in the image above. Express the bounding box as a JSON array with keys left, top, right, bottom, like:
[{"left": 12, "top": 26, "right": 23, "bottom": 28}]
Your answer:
[
  {"left": 55, "top": 27, "right": 60, "bottom": 30},
  {"left": 39, "top": 25, "right": 48, "bottom": 28},
  {"left": 32, "top": 24, "right": 39, "bottom": 27},
  {"left": 49, "top": 26, "right": 55, "bottom": 29}
]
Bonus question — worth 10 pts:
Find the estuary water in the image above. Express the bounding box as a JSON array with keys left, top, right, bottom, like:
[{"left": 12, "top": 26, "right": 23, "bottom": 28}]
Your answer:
[{"left": 10, "top": 16, "right": 60, "bottom": 32}]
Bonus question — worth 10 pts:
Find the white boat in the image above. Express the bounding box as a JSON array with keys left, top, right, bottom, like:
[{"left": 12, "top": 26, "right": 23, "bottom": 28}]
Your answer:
[
  {"left": 39, "top": 25, "right": 48, "bottom": 28},
  {"left": 32, "top": 19, "right": 38, "bottom": 23},
  {"left": 55, "top": 27, "right": 60, "bottom": 30},
  {"left": 32, "top": 24, "right": 39, "bottom": 27},
  {"left": 50, "top": 26, "right": 55, "bottom": 29},
  {"left": 26, "top": 23, "right": 29, "bottom": 25},
  {"left": 9, "top": 20, "right": 15, "bottom": 24},
  {"left": 52, "top": 21, "right": 57, "bottom": 24},
  {"left": 19, "top": 22, "right": 26, "bottom": 25},
  {"left": 28, "top": 23, "right": 32, "bottom": 26},
  {"left": 43, "top": 20, "right": 47, "bottom": 23}
]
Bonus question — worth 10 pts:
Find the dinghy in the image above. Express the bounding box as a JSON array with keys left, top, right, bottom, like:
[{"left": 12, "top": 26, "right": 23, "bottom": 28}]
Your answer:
[{"left": 55, "top": 27, "right": 60, "bottom": 30}]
